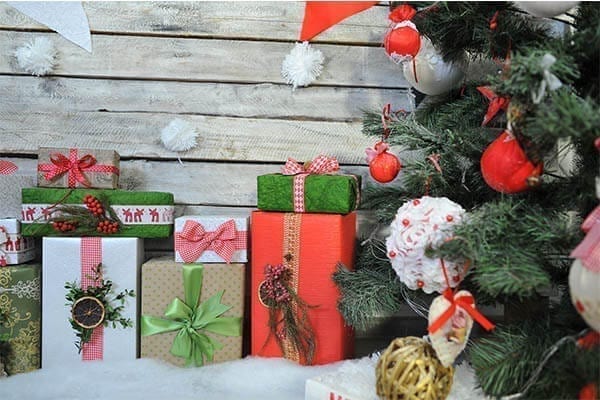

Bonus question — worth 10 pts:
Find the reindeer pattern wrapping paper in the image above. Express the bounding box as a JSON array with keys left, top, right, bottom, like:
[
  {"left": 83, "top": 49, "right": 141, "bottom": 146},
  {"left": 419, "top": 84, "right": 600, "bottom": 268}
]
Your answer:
[{"left": 0, "top": 219, "right": 35, "bottom": 266}]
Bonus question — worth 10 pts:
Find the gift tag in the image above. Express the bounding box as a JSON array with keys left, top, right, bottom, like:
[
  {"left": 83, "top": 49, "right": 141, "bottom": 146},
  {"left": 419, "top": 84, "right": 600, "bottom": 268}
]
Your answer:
[{"left": 428, "top": 289, "right": 474, "bottom": 367}]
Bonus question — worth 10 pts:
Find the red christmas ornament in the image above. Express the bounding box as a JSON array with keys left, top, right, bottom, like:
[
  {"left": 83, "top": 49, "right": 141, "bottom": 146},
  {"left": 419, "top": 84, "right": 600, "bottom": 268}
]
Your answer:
[
  {"left": 579, "top": 383, "right": 598, "bottom": 400},
  {"left": 480, "top": 131, "right": 543, "bottom": 193},
  {"left": 384, "top": 4, "right": 421, "bottom": 63},
  {"left": 366, "top": 141, "right": 402, "bottom": 183}
]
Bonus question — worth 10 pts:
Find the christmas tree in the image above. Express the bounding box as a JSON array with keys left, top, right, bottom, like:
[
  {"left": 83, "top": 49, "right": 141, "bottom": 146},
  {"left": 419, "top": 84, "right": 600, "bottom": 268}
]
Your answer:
[{"left": 334, "top": 2, "right": 600, "bottom": 398}]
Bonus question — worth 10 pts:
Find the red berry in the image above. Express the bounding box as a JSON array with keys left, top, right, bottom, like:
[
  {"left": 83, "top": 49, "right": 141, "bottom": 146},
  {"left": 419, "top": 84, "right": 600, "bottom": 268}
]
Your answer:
[{"left": 446, "top": 215, "right": 454, "bottom": 222}]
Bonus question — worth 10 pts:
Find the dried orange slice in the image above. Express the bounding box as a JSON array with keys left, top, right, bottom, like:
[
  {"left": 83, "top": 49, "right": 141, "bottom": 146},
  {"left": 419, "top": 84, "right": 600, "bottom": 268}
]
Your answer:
[{"left": 72, "top": 296, "right": 105, "bottom": 329}]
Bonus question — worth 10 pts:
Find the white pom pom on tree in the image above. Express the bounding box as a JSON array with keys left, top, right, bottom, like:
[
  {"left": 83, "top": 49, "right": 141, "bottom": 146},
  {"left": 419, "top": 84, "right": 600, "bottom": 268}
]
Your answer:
[
  {"left": 281, "top": 41, "right": 324, "bottom": 90},
  {"left": 14, "top": 36, "right": 58, "bottom": 76}
]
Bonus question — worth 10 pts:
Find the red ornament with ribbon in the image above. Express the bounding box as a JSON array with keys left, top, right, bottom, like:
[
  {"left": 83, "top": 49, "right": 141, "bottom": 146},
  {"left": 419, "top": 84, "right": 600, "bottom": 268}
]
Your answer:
[
  {"left": 175, "top": 218, "right": 248, "bottom": 264},
  {"left": 384, "top": 4, "right": 421, "bottom": 64},
  {"left": 365, "top": 104, "right": 402, "bottom": 183},
  {"left": 480, "top": 130, "right": 543, "bottom": 194}
]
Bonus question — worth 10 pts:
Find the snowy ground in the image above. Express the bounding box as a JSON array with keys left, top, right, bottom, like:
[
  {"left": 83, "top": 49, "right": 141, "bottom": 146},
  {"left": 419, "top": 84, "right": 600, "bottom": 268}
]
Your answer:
[{"left": 0, "top": 356, "right": 485, "bottom": 400}]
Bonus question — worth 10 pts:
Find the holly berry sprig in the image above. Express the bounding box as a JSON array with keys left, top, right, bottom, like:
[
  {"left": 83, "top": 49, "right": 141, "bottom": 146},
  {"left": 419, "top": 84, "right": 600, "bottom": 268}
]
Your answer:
[{"left": 47, "top": 194, "right": 122, "bottom": 236}]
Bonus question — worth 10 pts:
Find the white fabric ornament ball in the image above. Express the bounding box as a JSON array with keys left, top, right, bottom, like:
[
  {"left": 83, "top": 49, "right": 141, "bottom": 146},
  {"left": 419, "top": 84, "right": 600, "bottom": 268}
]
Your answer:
[
  {"left": 281, "top": 41, "right": 324, "bottom": 89},
  {"left": 402, "top": 37, "right": 464, "bottom": 96},
  {"left": 160, "top": 118, "right": 199, "bottom": 152},
  {"left": 515, "top": 1, "right": 579, "bottom": 17},
  {"left": 386, "top": 196, "right": 466, "bottom": 294},
  {"left": 569, "top": 259, "right": 600, "bottom": 332},
  {"left": 14, "top": 36, "right": 58, "bottom": 76}
]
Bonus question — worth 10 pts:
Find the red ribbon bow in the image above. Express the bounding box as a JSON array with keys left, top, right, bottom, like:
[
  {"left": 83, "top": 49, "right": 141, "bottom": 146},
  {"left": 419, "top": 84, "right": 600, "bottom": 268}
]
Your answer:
[
  {"left": 281, "top": 155, "right": 339, "bottom": 176},
  {"left": 570, "top": 205, "right": 600, "bottom": 273},
  {"left": 37, "top": 148, "right": 119, "bottom": 188},
  {"left": 0, "top": 160, "right": 18, "bottom": 175},
  {"left": 389, "top": 4, "right": 417, "bottom": 22},
  {"left": 477, "top": 86, "right": 509, "bottom": 126},
  {"left": 175, "top": 219, "right": 247, "bottom": 264},
  {"left": 428, "top": 289, "right": 495, "bottom": 334}
]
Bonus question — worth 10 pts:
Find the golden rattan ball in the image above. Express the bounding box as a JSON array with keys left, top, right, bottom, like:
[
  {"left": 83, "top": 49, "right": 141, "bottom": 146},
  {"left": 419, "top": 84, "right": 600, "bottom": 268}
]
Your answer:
[{"left": 376, "top": 336, "right": 454, "bottom": 400}]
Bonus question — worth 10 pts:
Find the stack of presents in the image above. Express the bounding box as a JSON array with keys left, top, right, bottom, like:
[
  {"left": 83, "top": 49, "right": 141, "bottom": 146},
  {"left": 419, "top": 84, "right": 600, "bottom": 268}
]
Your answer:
[{"left": 0, "top": 148, "right": 360, "bottom": 397}]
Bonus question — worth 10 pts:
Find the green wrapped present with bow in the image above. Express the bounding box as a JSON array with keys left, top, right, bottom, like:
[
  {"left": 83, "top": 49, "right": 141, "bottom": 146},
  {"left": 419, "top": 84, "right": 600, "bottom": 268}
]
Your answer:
[{"left": 140, "top": 257, "right": 244, "bottom": 366}]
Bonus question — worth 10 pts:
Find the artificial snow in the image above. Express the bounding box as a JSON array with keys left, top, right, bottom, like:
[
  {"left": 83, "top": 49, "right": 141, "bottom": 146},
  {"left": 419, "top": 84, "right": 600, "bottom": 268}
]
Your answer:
[{"left": 0, "top": 356, "right": 486, "bottom": 400}]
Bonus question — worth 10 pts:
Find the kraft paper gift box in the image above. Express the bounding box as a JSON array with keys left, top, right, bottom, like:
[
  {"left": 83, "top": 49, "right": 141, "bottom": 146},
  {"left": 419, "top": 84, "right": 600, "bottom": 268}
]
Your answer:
[
  {"left": 140, "top": 257, "right": 244, "bottom": 367},
  {"left": 257, "top": 156, "right": 360, "bottom": 214},
  {"left": 42, "top": 237, "right": 142, "bottom": 367},
  {"left": 304, "top": 358, "right": 378, "bottom": 400},
  {"left": 21, "top": 188, "right": 174, "bottom": 238},
  {"left": 174, "top": 215, "right": 248, "bottom": 264},
  {"left": 0, "top": 263, "right": 41, "bottom": 375},
  {"left": 0, "top": 218, "right": 35, "bottom": 266},
  {"left": 0, "top": 160, "right": 35, "bottom": 218},
  {"left": 37, "top": 147, "right": 120, "bottom": 189},
  {"left": 251, "top": 211, "right": 356, "bottom": 365}
]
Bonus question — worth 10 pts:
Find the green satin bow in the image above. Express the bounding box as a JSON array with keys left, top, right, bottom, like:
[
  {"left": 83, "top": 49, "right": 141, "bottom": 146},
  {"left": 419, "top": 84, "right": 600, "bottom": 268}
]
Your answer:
[{"left": 140, "top": 264, "right": 242, "bottom": 367}]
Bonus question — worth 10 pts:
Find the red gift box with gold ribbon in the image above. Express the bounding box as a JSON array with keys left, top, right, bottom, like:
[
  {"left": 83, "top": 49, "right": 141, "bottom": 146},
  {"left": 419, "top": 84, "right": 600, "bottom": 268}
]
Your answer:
[{"left": 250, "top": 211, "right": 356, "bottom": 365}]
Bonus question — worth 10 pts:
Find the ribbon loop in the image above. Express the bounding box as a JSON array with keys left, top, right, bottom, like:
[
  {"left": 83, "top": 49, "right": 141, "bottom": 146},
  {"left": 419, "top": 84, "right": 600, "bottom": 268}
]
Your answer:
[
  {"left": 428, "top": 289, "right": 495, "bottom": 334},
  {"left": 175, "top": 219, "right": 246, "bottom": 264},
  {"left": 0, "top": 160, "right": 18, "bottom": 175},
  {"left": 532, "top": 53, "right": 562, "bottom": 104},
  {"left": 477, "top": 86, "right": 509, "bottom": 126}
]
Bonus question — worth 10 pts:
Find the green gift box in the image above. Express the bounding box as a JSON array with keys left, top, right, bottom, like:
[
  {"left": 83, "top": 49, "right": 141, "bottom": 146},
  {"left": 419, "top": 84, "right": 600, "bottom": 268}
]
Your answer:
[
  {"left": 21, "top": 188, "right": 174, "bottom": 238},
  {"left": 257, "top": 173, "right": 360, "bottom": 214},
  {"left": 0, "top": 263, "right": 41, "bottom": 375}
]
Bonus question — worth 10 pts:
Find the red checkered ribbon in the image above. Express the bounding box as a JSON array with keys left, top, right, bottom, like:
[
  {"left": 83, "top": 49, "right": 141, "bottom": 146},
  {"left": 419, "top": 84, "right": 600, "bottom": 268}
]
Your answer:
[
  {"left": 80, "top": 237, "right": 104, "bottom": 361},
  {"left": 571, "top": 205, "right": 600, "bottom": 273},
  {"left": 428, "top": 289, "right": 495, "bottom": 334},
  {"left": 0, "top": 160, "right": 18, "bottom": 175},
  {"left": 477, "top": 86, "right": 509, "bottom": 126},
  {"left": 281, "top": 155, "right": 340, "bottom": 212},
  {"left": 175, "top": 219, "right": 247, "bottom": 263},
  {"left": 38, "top": 148, "right": 119, "bottom": 188}
]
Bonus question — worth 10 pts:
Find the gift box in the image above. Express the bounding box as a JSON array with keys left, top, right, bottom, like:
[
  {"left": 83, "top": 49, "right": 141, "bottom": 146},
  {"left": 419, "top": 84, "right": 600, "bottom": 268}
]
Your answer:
[
  {"left": 0, "top": 219, "right": 35, "bottom": 266},
  {"left": 305, "top": 357, "right": 378, "bottom": 400},
  {"left": 0, "top": 263, "right": 41, "bottom": 375},
  {"left": 42, "top": 237, "right": 142, "bottom": 367},
  {"left": 140, "top": 257, "right": 244, "bottom": 367},
  {"left": 37, "top": 147, "right": 120, "bottom": 189},
  {"left": 21, "top": 188, "right": 174, "bottom": 238},
  {"left": 251, "top": 211, "right": 356, "bottom": 365},
  {"left": 174, "top": 215, "right": 248, "bottom": 264},
  {"left": 0, "top": 160, "right": 36, "bottom": 219}
]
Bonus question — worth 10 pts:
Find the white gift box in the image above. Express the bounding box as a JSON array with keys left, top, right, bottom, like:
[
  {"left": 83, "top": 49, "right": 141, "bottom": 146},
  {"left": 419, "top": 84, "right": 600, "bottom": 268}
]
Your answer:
[
  {"left": 42, "top": 237, "right": 143, "bottom": 367},
  {"left": 0, "top": 218, "right": 35, "bottom": 266},
  {"left": 174, "top": 215, "right": 248, "bottom": 263},
  {"left": 305, "top": 357, "right": 379, "bottom": 400},
  {"left": 0, "top": 173, "right": 35, "bottom": 219}
]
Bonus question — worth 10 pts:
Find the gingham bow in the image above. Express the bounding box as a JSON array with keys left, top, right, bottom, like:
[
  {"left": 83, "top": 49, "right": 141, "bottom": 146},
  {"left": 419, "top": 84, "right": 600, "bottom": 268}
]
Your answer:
[
  {"left": 0, "top": 160, "right": 18, "bottom": 175},
  {"left": 571, "top": 205, "right": 600, "bottom": 272},
  {"left": 37, "top": 148, "right": 119, "bottom": 188},
  {"left": 281, "top": 155, "right": 339, "bottom": 176},
  {"left": 175, "top": 220, "right": 241, "bottom": 263}
]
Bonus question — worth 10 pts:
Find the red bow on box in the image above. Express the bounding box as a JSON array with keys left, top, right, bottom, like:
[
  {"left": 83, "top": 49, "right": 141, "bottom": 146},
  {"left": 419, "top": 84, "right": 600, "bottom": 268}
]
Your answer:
[
  {"left": 281, "top": 154, "right": 339, "bottom": 176},
  {"left": 571, "top": 205, "right": 600, "bottom": 273},
  {"left": 428, "top": 289, "right": 495, "bottom": 334},
  {"left": 175, "top": 219, "right": 247, "bottom": 264},
  {"left": 38, "top": 148, "right": 119, "bottom": 188}
]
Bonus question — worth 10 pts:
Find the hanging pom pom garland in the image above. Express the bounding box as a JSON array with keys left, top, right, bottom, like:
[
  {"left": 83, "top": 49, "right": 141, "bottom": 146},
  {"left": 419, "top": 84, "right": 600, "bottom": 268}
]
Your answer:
[
  {"left": 386, "top": 196, "right": 467, "bottom": 294},
  {"left": 384, "top": 4, "right": 421, "bottom": 64},
  {"left": 160, "top": 118, "right": 199, "bottom": 153},
  {"left": 402, "top": 37, "right": 464, "bottom": 96},
  {"left": 14, "top": 36, "right": 58, "bottom": 76},
  {"left": 365, "top": 104, "right": 401, "bottom": 183},
  {"left": 480, "top": 130, "right": 543, "bottom": 194},
  {"left": 281, "top": 42, "right": 324, "bottom": 90}
]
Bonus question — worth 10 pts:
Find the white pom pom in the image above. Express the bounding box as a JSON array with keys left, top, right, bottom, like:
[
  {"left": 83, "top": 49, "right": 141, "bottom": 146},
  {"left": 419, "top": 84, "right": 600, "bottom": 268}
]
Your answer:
[
  {"left": 14, "top": 36, "right": 58, "bottom": 76},
  {"left": 160, "top": 119, "right": 199, "bottom": 152},
  {"left": 281, "top": 41, "right": 324, "bottom": 89}
]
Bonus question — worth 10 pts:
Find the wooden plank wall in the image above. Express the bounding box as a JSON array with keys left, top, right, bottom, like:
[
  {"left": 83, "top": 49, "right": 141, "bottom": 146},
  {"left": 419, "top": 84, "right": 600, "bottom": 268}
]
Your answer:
[{"left": 0, "top": 2, "right": 418, "bottom": 353}]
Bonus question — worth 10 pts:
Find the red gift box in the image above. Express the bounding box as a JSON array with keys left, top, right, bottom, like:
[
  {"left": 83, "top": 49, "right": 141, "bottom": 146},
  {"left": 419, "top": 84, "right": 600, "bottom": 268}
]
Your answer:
[{"left": 251, "top": 211, "right": 356, "bottom": 365}]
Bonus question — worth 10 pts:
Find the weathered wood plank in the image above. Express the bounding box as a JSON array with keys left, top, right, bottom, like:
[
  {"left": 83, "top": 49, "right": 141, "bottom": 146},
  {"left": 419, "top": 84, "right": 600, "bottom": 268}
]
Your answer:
[
  {"left": 0, "top": 111, "right": 377, "bottom": 164},
  {"left": 0, "top": 31, "right": 406, "bottom": 88},
  {"left": 0, "top": 76, "right": 412, "bottom": 121},
  {"left": 8, "top": 158, "right": 372, "bottom": 206},
  {"left": 0, "top": 2, "right": 389, "bottom": 44}
]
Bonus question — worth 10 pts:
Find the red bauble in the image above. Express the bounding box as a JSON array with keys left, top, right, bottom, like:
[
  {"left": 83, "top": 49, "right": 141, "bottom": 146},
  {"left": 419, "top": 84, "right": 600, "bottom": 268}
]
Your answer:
[
  {"left": 384, "top": 4, "right": 421, "bottom": 61},
  {"left": 480, "top": 131, "right": 543, "bottom": 194},
  {"left": 369, "top": 145, "right": 402, "bottom": 183},
  {"left": 579, "top": 383, "right": 598, "bottom": 400}
]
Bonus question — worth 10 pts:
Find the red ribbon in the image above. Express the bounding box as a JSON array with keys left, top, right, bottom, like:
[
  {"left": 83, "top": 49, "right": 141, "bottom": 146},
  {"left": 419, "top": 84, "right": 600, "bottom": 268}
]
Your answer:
[
  {"left": 0, "top": 160, "right": 18, "bottom": 175},
  {"left": 570, "top": 205, "right": 600, "bottom": 273},
  {"left": 37, "top": 148, "right": 119, "bottom": 188},
  {"left": 428, "top": 289, "right": 495, "bottom": 334},
  {"left": 175, "top": 219, "right": 247, "bottom": 264},
  {"left": 80, "top": 237, "right": 104, "bottom": 361},
  {"left": 477, "top": 86, "right": 509, "bottom": 126},
  {"left": 389, "top": 4, "right": 417, "bottom": 22}
]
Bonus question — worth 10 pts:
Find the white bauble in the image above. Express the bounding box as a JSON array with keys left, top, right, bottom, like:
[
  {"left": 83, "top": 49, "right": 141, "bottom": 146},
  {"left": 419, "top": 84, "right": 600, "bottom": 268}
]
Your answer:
[
  {"left": 515, "top": 2, "right": 579, "bottom": 17},
  {"left": 569, "top": 259, "right": 600, "bottom": 332},
  {"left": 402, "top": 37, "right": 464, "bottom": 96},
  {"left": 386, "top": 196, "right": 466, "bottom": 294}
]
